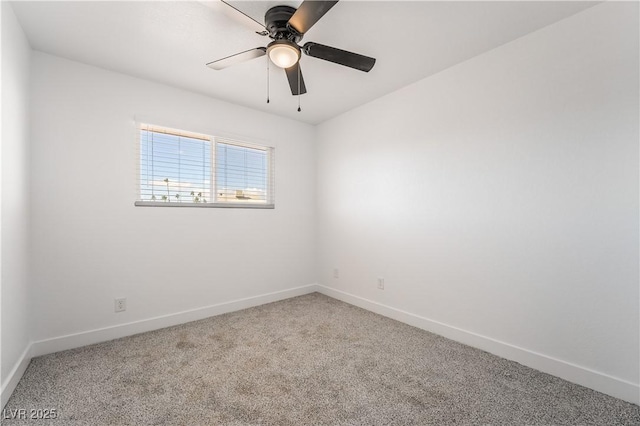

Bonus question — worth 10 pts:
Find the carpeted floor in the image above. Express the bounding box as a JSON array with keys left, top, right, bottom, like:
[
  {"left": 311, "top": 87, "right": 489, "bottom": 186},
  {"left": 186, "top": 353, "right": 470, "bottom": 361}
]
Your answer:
[{"left": 3, "top": 293, "right": 639, "bottom": 425}]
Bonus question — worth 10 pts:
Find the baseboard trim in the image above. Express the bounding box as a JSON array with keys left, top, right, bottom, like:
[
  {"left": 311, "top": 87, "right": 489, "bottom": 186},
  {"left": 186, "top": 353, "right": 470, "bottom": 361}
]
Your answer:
[
  {"left": 29, "top": 284, "right": 316, "bottom": 360},
  {"left": 7, "top": 285, "right": 637, "bottom": 407},
  {"left": 2, "top": 285, "right": 316, "bottom": 407},
  {"left": 316, "top": 284, "right": 639, "bottom": 405},
  {"left": 1, "top": 343, "right": 32, "bottom": 409}
]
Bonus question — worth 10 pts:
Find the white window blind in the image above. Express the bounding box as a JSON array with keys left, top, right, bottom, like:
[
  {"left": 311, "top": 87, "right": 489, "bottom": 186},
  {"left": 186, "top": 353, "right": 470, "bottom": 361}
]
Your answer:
[
  {"left": 215, "top": 139, "right": 274, "bottom": 204},
  {"left": 136, "top": 124, "right": 274, "bottom": 208}
]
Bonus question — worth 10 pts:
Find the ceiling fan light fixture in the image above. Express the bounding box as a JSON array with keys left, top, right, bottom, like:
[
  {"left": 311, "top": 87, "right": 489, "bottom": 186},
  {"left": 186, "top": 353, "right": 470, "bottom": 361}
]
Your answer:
[
  {"left": 267, "top": 41, "right": 301, "bottom": 69},
  {"left": 208, "top": 1, "right": 376, "bottom": 100}
]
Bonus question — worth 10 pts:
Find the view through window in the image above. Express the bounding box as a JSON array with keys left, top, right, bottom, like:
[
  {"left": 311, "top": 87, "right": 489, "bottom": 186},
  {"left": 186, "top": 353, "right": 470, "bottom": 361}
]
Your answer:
[{"left": 137, "top": 124, "right": 274, "bottom": 207}]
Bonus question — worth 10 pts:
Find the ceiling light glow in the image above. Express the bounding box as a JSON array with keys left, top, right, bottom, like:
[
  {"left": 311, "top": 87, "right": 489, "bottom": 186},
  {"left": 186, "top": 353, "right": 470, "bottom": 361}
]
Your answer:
[{"left": 267, "top": 42, "right": 300, "bottom": 69}]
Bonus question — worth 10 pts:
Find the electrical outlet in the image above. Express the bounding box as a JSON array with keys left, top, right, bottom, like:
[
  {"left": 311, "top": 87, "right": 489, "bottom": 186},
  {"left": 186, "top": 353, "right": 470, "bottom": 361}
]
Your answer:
[
  {"left": 333, "top": 268, "right": 339, "bottom": 279},
  {"left": 114, "top": 298, "right": 127, "bottom": 313},
  {"left": 377, "top": 278, "right": 384, "bottom": 290}
]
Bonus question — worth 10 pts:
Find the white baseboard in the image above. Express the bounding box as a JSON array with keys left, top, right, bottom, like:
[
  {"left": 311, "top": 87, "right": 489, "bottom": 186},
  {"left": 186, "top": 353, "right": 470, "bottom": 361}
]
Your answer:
[
  {"left": 1, "top": 284, "right": 317, "bottom": 408},
  {"left": 316, "top": 284, "right": 639, "bottom": 405},
  {"left": 1, "top": 343, "right": 32, "bottom": 409},
  {"left": 31, "top": 284, "right": 317, "bottom": 358},
  {"left": 5, "top": 284, "right": 637, "bottom": 408}
]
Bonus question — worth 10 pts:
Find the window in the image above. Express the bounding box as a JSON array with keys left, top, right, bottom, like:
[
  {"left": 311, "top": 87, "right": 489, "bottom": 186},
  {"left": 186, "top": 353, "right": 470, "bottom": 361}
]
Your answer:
[{"left": 136, "top": 124, "right": 274, "bottom": 208}]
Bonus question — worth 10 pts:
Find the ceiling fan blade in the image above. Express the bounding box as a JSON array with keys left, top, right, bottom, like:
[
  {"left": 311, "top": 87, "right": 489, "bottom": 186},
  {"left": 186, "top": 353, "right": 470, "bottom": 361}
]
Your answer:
[
  {"left": 303, "top": 42, "right": 375, "bottom": 72},
  {"left": 219, "top": 0, "right": 268, "bottom": 35},
  {"left": 285, "top": 63, "right": 307, "bottom": 95},
  {"left": 206, "top": 47, "right": 266, "bottom": 70},
  {"left": 287, "top": 0, "right": 338, "bottom": 34}
]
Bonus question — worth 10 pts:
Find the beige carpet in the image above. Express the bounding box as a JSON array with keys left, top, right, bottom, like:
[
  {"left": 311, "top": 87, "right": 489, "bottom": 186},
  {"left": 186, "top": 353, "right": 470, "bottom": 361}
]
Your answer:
[{"left": 4, "top": 293, "right": 639, "bottom": 425}]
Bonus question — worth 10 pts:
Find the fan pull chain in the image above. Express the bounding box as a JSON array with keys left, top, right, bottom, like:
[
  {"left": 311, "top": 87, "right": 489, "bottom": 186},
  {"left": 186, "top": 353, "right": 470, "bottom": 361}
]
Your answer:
[
  {"left": 266, "top": 56, "right": 270, "bottom": 104},
  {"left": 297, "top": 64, "right": 302, "bottom": 112}
]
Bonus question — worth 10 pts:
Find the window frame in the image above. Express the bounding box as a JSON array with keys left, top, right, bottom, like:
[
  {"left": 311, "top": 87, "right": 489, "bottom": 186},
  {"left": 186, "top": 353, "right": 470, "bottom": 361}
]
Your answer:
[{"left": 134, "top": 123, "right": 275, "bottom": 209}]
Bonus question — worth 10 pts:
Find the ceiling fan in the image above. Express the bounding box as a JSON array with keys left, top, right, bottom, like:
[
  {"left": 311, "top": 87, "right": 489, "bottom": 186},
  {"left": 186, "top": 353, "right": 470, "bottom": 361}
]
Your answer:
[{"left": 206, "top": 0, "right": 376, "bottom": 99}]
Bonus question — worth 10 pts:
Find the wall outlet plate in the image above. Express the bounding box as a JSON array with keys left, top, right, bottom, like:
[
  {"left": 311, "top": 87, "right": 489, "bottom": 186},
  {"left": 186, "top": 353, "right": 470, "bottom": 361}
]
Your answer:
[
  {"left": 377, "top": 278, "right": 384, "bottom": 290},
  {"left": 114, "top": 298, "right": 127, "bottom": 312},
  {"left": 333, "top": 268, "right": 339, "bottom": 279}
]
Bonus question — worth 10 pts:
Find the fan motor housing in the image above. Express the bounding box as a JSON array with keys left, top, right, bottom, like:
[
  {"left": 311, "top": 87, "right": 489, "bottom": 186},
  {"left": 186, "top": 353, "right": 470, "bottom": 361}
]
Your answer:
[{"left": 265, "top": 5, "right": 302, "bottom": 42}]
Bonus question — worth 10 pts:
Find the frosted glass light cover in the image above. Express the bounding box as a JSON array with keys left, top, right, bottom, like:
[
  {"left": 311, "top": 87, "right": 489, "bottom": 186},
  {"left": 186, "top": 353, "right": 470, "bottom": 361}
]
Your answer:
[{"left": 268, "top": 44, "right": 300, "bottom": 68}]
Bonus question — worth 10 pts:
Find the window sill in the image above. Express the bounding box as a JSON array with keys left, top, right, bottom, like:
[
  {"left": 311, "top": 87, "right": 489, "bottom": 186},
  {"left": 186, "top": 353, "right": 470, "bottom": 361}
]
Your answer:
[{"left": 134, "top": 201, "right": 274, "bottom": 209}]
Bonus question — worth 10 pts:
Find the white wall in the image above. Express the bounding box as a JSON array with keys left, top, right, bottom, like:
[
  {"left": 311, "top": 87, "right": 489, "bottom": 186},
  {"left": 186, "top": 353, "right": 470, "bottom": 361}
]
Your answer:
[
  {"left": 316, "top": 2, "right": 639, "bottom": 403},
  {"left": 29, "top": 52, "right": 316, "bottom": 343},
  {"left": 1, "top": 1, "right": 32, "bottom": 398},
  {"left": 5, "top": 0, "right": 639, "bottom": 407}
]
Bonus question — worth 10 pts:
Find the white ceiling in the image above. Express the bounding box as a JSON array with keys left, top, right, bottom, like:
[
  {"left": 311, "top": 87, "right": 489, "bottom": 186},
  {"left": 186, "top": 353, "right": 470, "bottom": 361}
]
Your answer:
[{"left": 11, "top": 1, "right": 597, "bottom": 124}]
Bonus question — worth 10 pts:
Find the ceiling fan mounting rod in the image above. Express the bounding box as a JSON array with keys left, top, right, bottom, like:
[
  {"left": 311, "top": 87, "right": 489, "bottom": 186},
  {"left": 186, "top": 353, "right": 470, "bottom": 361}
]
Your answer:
[{"left": 265, "top": 5, "right": 302, "bottom": 43}]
